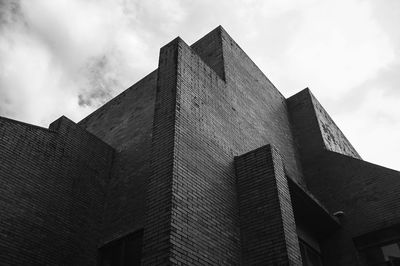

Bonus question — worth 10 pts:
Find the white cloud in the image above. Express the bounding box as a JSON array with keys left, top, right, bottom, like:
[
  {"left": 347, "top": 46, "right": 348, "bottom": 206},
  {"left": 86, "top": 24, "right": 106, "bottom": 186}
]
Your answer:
[
  {"left": 0, "top": 0, "right": 168, "bottom": 124},
  {"left": 275, "top": 0, "right": 395, "bottom": 97},
  {"left": 337, "top": 88, "right": 400, "bottom": 169},
  {"left": 0, "top": 0, "right": 398, "bottom": 169}
]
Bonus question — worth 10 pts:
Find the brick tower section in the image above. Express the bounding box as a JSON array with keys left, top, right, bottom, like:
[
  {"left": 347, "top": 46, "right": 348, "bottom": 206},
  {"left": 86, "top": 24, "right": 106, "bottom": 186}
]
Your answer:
[
  {"left": 235, "top": 145, "right": 302, "bottom": 265},
  {"left": 140, "top": 39, "right": 179, "bottom": 265},
  {"left": 142, "top": 26, "right": 305, "bottom": 265},
  {"left": 142, "top": 36, "right": 242, "bottom": 265}
]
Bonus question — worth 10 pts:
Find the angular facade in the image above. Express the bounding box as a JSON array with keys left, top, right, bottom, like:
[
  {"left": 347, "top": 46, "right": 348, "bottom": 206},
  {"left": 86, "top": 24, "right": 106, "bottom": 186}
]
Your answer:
[{"left": 1, "top": 26, "right": 399, "bottom": 265}]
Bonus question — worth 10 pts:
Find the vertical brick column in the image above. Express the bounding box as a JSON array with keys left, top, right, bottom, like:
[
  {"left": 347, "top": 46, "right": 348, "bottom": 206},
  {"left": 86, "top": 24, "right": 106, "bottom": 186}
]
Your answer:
[
  {"left": 235, "top": 144, "right": 302, "bottom": 265},
  {"left": 141, "top": 38, "right": 182, "bottom": 265},
  {"left": 142, "top": 36, "right": 241, "bottom": 265}
]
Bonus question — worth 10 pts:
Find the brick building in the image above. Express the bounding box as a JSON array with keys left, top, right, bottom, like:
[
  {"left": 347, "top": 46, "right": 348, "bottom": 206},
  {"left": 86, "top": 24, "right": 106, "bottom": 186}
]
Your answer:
[{"left": 1, "top": 26, "right": 399, "bottom": 265}]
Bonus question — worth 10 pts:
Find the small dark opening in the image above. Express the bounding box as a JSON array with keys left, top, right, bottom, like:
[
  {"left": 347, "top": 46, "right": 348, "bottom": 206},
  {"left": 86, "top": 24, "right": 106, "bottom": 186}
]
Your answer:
[
  {"left": 99, "top": 229, "right": 143, "bottom": 266},
  {"left": 299, "top": 238, "right": 323, "bottom": 266},
  {"left": 362, "top": 241, "right": 400, "bottom": 266}
]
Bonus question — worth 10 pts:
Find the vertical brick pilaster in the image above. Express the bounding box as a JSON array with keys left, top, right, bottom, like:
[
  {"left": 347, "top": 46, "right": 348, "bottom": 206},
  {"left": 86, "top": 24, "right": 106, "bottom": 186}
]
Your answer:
[
  {"left": 142, "top": 36, "right": 241, "bottom": 265},
  {"left": 235, "top": 144, "right": 302, "bottom": 265},
  {"left": 141, "top": 38, "right": 182, "bottom": 265}
]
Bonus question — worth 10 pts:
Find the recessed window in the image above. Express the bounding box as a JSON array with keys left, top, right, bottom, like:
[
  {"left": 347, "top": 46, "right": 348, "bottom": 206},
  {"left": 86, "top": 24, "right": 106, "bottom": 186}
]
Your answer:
[
  {"left": 299, "top": 239, "right": 323, "bottom": 266},
  {"left": 353, "top": 224, "right": 400, "bottom": 266},
  {"left": 99, "top": 230, "right": 143, "bottom": 266},
  {"left": 362, "top": 241, "right": 400, "bottom": 265}
]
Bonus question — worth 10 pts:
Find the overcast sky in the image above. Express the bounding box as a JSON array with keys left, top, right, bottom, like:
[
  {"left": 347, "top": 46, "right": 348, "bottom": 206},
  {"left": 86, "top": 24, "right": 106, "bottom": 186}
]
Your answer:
[{"left": 0, "top": 0, "right": 399, "bottom": 170}]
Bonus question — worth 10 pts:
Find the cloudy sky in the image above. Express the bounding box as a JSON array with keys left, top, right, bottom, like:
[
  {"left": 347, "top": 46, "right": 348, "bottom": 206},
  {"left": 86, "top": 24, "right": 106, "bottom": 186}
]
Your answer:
[{"left": 0, "top": 0, "right": 399, "bottom": 170}]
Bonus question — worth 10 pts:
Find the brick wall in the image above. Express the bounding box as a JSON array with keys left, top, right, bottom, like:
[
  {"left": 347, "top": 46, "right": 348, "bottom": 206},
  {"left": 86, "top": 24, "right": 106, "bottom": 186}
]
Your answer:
[
  {"left": 287, "top": 88, "right": 400, "bottom": 265},
  {"left": 308, "top": 151, "right": 400, "bottom": 265},
  {"left": 288, "top": 88, "right": 360, "bottom": 161},
  {"left": 0, "top": 116, "right": 114, "bottom": 265},
  {"left": 220, "top": 27, "right": 304, "bottom": 185},
  {"left": 2, "top": 25, "right": 398, "bottom": 266},
  {"left": 79, "top": 70, "right": 157, "bottom": 243},
  {"left": 75, "top": 27, "right": 304, "bottom": 263},
  {"left": 167, "top": 37, "right": 240, "bottom": 265},
  {"left": 191, "top": 27, "right": 226, "bottom": 80},
  {"left": 141, "top": 38, "right": 180, "bottom": 265},
  {"left": 142, "top": 26, "right": 305, "bottom": 265},
  {"left": 235, "top": 145, "right": 302, "bottom": 265}
]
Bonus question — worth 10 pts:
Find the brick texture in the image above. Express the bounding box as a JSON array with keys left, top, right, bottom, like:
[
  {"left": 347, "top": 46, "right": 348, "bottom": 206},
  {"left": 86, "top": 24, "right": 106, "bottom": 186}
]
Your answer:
[
  {"left": 235, "top": 145, "right": 302, "bottom": 265},
  {"left": 78, "top": 71, "right": 157, "bottom": 243},
  {"left": 0, "top": 116, "right": 114, "bottom": 265},
  {"left": 287, "top": 88, "right": 360, "bottom": 162},
  {"left": 142, "top": 26, "right": 306, "bottom": 265},
  {"left": 141, "top": 38, "right": 179, "bottom": 265},
  {"left": 287, "top": 88, "right": 400, "bottom": 265},
  {"left": 2, "top": 25, "right": 399, "bottom": 266},
  {"left": 306, "top": 152, "right": 400, "bottom": 265}
]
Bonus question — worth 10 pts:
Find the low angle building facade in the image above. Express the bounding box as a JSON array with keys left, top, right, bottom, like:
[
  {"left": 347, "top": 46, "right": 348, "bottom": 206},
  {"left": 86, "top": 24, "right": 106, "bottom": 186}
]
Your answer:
[{"left": 1, "top": 26, "right": 399, "bottom": 265}]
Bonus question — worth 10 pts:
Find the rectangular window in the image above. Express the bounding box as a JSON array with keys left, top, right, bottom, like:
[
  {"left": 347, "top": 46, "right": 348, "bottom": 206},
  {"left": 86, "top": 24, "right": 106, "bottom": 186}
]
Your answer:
[
  {"left": 299, "top": 238, "right": 323, "bottom": 266},
  {"left": 362, "top": 241, "right": 400, "bottom": 266},
  {"left": 99, "top": 229, "right": 143, "bottom": 266},
  {"left": 353, "top": 224, "right": 400, "bottom": 266}
]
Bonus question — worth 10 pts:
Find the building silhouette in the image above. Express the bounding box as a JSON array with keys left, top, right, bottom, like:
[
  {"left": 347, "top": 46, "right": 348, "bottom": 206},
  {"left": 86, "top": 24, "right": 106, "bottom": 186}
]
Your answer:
[{"left": 1, "top": 26, "right": 400, "bottom": 265}]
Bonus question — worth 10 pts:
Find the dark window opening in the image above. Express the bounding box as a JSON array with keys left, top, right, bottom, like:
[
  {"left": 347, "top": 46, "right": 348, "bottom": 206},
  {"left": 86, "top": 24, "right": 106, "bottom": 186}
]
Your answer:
[
  {"left": 299, "top": 238, "right": 323, "bottom": 266},
  {"left": 99, "top": 229, "right": 143, "bottom": 266},
  {"left": 354, "top": 225, "right": 400, "bottom": 266},
  {"left": 362, "top": 241, "right": 400, "bottom": 266}
]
